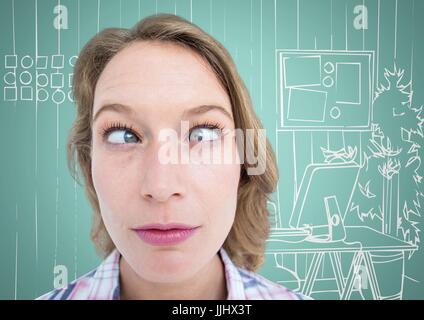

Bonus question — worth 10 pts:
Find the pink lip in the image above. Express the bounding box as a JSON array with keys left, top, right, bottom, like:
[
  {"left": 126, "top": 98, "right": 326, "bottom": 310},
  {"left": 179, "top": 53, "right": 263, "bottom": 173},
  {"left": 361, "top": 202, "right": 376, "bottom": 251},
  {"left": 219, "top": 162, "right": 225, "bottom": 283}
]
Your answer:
[{"left": 133, "top": 223, "right": 200, "bottom": 246}]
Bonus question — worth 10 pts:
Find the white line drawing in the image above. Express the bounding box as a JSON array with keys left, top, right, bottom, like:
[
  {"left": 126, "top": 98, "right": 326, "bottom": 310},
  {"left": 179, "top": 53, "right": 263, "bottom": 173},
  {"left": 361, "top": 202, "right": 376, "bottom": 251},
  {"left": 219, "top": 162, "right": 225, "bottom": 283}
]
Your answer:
[
  {"left": 20, "top": 86, "right": 33, "bottom": 101},
  {"left": 4, "top": 71, "right": 16, "bottom": 86},
  {"left": 50, "top": 72, "right": 64, "bottom": 89},
  {"left": 20, "top": 55, "right": 34, "bottom": 69},
  {"left": 329, "top": 106, "right": 341, "bottom": 120},
  {"left": 36, "top": 73, "right": 48, "bottom": 87},
  {"left": 287, "top": 87, "right": 327, "bottom": 122},
  {"left": 335, "top": 62, "right": 362, "bottom": 105},
  {"left": 5, "top": 54, "right": 17, "bottom": 68},
  {"left": 278, "top": 50, "right": 374, "bottom": 130},
  {"left": 51, "top": 54, "right": 64, "bottom": 69},
  {"left": 36, "top": 88, "right": 49, "bottom": 102},
  {"left": 19, "top": 71, "right": 32, "bottom": 86},
  {"left": 3, "top": 53, "right": 75, "bottom": 103},
  {"left": 52, "top": 88, "right": 66, "bottom": 105},
  {"left": 322, "top": 75, "right": 334, "bottom": 88},
  {"left": 0, "top": 0, "right": 421, "bottom": 301},
  {"left": 67, "top": 90, "right": 74, "bottom": 102},
  {"left": 36, "top": 56, "right": 48, "bottom": 69},
  {"left": 68, "top": 73, "right": 73, "bottom": 88},
  {"left": 269, "top": 50, "right": 421, "bottom": 299},
  {"left": 68, "top": 55, "right": 77, "bottom": 67},
  {"left": 283, "top": 55, "right": 322, "bottom": 88},
  {"left": 4, "top": 86, "right": 17, "bottom": 101}
]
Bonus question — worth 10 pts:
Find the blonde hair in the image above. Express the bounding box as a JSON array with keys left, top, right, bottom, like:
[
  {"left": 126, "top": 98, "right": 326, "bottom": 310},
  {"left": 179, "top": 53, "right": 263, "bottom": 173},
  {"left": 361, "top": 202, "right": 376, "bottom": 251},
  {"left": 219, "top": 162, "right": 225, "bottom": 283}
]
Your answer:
[{"left": 67, "top": 14, "right": 278, "bottom": 272}]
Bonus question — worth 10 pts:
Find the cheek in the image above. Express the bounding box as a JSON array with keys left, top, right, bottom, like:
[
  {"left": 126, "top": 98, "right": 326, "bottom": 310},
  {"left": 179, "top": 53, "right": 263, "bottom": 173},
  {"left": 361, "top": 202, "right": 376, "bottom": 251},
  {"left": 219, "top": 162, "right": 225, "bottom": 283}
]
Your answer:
[
  {"left": 191, "top": 162, "right": 240, "bottom": 227},
  {"left": 91, "top": 148, "right": 136, "bottom": 223}
]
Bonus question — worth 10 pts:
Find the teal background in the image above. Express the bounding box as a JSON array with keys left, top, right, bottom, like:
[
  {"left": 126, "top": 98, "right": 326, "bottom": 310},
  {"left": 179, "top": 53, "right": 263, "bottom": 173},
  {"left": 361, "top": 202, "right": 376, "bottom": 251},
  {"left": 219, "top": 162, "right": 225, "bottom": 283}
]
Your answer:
[{"left": 0, "top": 0, "right": 423, "bottom": 299}]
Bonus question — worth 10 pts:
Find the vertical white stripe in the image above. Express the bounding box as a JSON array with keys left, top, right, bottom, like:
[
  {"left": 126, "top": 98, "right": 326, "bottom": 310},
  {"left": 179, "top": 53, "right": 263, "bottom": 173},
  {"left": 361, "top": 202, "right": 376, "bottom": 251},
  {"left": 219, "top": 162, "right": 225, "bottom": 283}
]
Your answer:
[
  {"left": 54, "top": 0, "right": 61, "bottom": 268},
  {"left": 345, "top": 3, "right": 348, "bottom": 50},
  {"left": 78, "top": 0, "right": 80, "bottom": 51},
  {"left": 274, "top": 0, "right": 276, "bottom": 49},
  {"left": 394, "top": 0, "right": 398, "bottom": 60},
  {"left": 12, "top": 0, "right": 16, "bottom": 54},
  {"left": 35, "top": 0, "right": 38, "bottom": 177},
  {"left": 209, "top": 0, "right": 212, "bottom": 33},
  {"left": 15, "top": 204, "right": 18, "bottom": 300},
  {"left": 359, "top": 131, "right": 362, "bottom": 165},
  {"left": 410, "top": 0, "right": 415, "bottom": 91},
  {"left": 330, "top": 0, "right": 333, "bottom": 50},
  {"left": 362, "top": 0, "right": 365, "bottom": 50},
  {"left": 275, "top": 0, "right": 278, "bottom": 114},
  {"left": 55, "top": 175, "right": 59, "bottom": 266},
  {"left": 35, "top": 0, "right": 39, "bottom": 270},
  {"left": 58, "top": 0, "right": 61, "bottom": 54},
  {"left": 396, "top": 170, "right": 400, "bottom": 237},
  {"left": 260, "top": 0, "right": 263, "bottom": 110},
  {"left": 276, "top": 120, "right": 280, "bottom": 227},
  {"left": 250, "top": 0, "right": 253, "bottom": 42},
  {"left": 35, "top": 193, "right": 38, "bottom": 265},
  {"left": 311, "top": 132, "right": 314, "bottom": 164},
  {"left": 97, "top": 0, "right": 100, "bottom": 32},
  {"left": 377, "top": 0, "right": 380, "bottom": 86},
  {"left": 74, "top": 164, "right": 78, "bottom": 280},
  {"left": 223, "top": 4, "right": 226, "bottom": 42},
  {"left": 293, "top": 132, "right": 298, "bottom": 201},
  {"left": 297, "top": 0, "right": 299, "bottom": 49},
  {"left": 15, "top": 232, "right": 18, "bottom": 300}
]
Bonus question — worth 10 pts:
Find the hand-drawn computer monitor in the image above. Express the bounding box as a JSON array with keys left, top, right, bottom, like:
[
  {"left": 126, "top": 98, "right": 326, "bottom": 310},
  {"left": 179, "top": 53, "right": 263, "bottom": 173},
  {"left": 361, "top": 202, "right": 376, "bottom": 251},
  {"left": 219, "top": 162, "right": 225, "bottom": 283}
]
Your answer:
[
  {"left": 289, "top": 163, "right": 360, "bottom": 241},
  {"left": 277, "top": 50, "right": 374, "bottom": 130}
]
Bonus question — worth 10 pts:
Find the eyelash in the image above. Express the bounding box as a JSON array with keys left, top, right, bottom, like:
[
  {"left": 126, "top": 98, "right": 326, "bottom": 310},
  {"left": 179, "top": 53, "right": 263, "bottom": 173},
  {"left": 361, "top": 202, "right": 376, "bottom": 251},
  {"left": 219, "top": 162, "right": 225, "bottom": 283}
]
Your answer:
[
  {"left": 100, "top": 121, "right": 139, "bottom": 141},
  {"left": 99, "top": 120, "right": 224, "bottom": 143},
  {"left": 189, "top": 120, "right": 224, "bottom": 135}
]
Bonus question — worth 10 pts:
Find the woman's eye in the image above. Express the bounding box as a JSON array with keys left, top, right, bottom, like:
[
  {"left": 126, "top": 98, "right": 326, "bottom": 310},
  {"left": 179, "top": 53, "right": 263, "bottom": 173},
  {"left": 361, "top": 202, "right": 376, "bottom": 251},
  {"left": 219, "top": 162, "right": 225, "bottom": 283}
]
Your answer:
[
  {"left": 189, "top": 127, "right": 221, "bottom": 143},
  {"left": 106, "top": 129, "right": 140, "bottom": 144}
]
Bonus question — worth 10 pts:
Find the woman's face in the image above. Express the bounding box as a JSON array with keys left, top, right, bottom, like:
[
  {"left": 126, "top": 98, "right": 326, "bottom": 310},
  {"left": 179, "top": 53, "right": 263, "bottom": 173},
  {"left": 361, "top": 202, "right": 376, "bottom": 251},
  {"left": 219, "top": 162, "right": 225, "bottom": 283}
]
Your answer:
[{"left": 91, "top": 41, "right": 241, "bottom": 283}]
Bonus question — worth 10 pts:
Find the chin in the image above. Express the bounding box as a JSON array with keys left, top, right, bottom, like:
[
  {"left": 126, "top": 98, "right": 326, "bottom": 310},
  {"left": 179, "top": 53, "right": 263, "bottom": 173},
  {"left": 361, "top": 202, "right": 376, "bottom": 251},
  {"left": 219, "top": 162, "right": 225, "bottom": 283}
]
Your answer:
[{"left": 135, "top": 249, "right": 200, "bottom": 282}]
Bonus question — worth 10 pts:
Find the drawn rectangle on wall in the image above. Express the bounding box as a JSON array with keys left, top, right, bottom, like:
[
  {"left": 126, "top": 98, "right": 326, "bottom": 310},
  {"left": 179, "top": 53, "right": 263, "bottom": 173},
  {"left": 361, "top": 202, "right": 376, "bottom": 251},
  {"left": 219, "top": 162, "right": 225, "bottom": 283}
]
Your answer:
[
  {"left": 336, "top": 63, "right": 361, "bottom": 104},
  {"left": 288, "top": 88, "right": 327, "bottom": 122},
  {"left": 283, "top": 56, "right": 321, "bottom": 88},
  {"left": 277, "top": 50, "right": 374, "bottom": 130}
]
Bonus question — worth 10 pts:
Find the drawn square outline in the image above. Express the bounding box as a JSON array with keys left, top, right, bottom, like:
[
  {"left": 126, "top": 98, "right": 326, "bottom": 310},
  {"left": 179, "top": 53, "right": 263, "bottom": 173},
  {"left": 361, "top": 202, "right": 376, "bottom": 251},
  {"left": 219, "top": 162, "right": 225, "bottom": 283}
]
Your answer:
[
  {"left": 50, "top": 73, "right": 64, "bottom": 89},
  {"left": 4, "top": 87, "right": 17, "bottom": 101},
  {"left": 20, "top": 86, "right": 33, "bottom": 101},
  {"left": 5, "top": 55, "right": 18, "bottom": 68},
  {"left": 283, "top": 55, "right": 322, "bottom": 88},
  {"left": 51, "top": 54, "right": 64, "bottom": 69},
  {"left": 36, "top": 56, "right": 48, "bottom": 69},
  {"left": 335, "top": 62, "right": 362, "bottom": 105},
  {"left": 287, "top": 87, "right": 327, "bottom": 122}
]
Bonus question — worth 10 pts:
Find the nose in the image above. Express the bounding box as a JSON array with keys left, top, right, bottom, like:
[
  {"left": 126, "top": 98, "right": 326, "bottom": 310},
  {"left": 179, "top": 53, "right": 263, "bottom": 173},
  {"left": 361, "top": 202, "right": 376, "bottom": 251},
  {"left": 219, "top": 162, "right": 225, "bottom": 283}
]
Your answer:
[{"left": 139, "top": 141, "right": 186, "bottom": 203}]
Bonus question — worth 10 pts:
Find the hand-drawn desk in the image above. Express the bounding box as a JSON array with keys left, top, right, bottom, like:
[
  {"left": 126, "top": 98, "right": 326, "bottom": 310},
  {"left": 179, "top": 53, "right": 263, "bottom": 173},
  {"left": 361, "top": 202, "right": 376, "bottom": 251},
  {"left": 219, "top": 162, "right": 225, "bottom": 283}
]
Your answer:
[{"left": 265, "top": 226, "right": 418, "bottom": 299}]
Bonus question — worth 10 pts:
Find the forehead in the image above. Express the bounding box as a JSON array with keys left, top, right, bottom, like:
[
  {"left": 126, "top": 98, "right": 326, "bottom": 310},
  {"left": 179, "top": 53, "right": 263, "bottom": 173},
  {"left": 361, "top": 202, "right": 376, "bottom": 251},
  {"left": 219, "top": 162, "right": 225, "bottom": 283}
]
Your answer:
[{"left": 93, "top": 40, "right": 231, "bottom": 116}]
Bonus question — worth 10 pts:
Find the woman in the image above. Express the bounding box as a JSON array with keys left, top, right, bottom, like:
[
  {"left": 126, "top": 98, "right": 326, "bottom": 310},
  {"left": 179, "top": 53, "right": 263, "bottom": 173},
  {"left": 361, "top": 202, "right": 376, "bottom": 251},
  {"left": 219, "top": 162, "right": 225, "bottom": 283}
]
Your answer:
[{"left": 38, "top": 13, "right": 308, "bottom": 300}]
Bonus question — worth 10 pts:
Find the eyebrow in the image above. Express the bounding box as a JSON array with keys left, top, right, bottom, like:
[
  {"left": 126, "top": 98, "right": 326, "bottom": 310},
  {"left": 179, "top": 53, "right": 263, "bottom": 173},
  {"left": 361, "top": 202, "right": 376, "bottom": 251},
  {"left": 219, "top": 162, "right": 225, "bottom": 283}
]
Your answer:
[
  {"left": 182, "top": 104, "right": 233, "bottom": 121},
  {"left": 92, "top": 103, "right": 233, "bottom": 123},
  {"left": 93, "top": 103, "right": 135, "bottom": 124}
]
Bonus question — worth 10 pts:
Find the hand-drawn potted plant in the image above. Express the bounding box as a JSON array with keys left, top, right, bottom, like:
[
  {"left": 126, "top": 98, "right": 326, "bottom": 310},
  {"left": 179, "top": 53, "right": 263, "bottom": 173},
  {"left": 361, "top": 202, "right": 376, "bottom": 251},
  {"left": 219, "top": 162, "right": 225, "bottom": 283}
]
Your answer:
[
  {"left": 346, "top": 65, "right": 423, "bottom": 299},
  {"left": 352, "top": 65, "right": 423, "bottom": 246}
]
